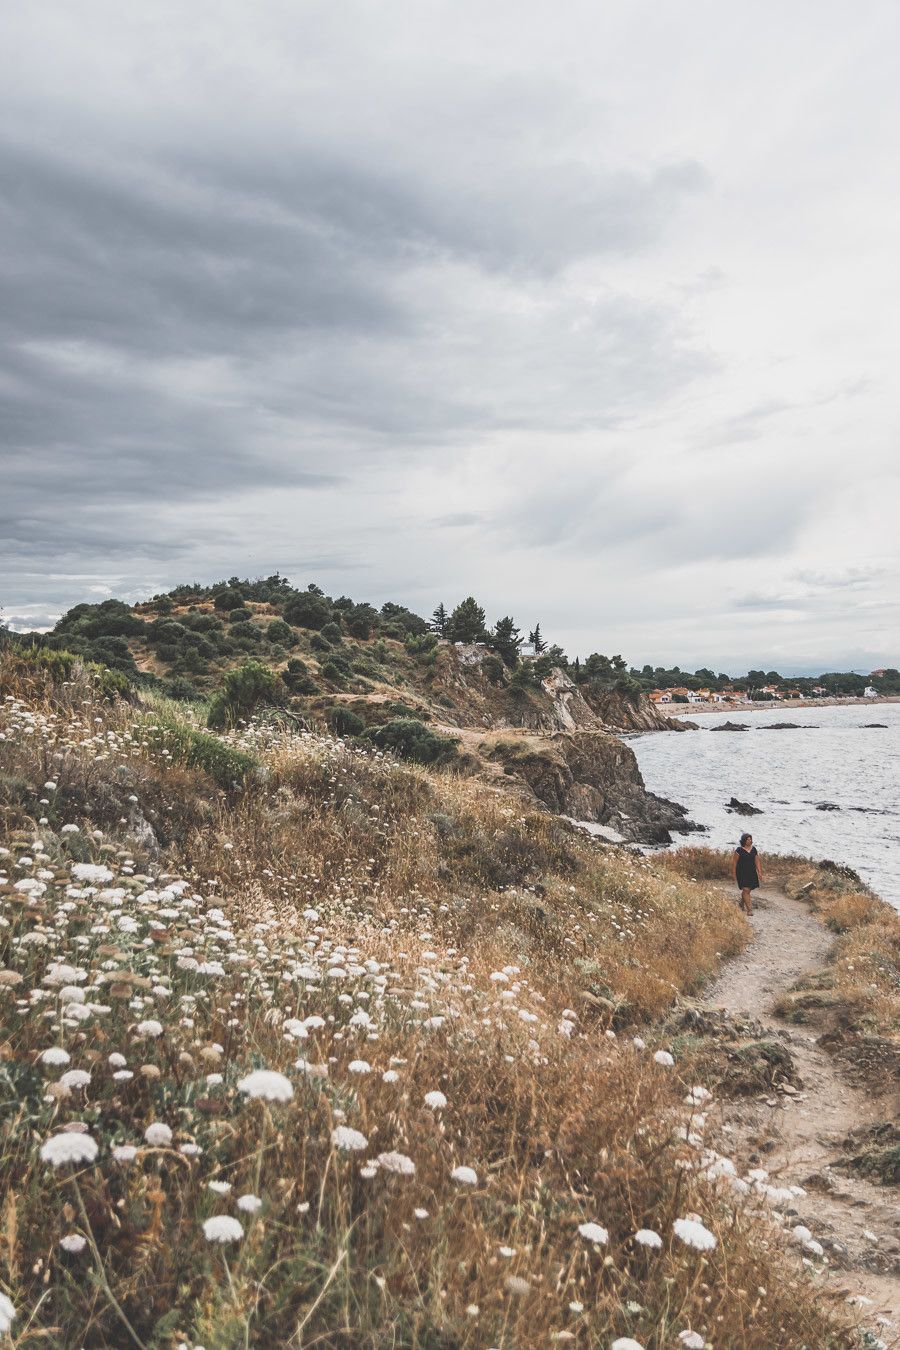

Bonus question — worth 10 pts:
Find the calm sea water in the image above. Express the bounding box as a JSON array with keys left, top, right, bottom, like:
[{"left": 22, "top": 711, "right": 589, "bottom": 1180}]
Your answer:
[{"left": 630, "top": 703, "right": 900, "bottom": 908}]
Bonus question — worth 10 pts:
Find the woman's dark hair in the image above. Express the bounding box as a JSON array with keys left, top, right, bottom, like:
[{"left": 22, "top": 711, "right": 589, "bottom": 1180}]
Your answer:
[{"left": 739, "top": 832, "right": 752, "bottom": 846}]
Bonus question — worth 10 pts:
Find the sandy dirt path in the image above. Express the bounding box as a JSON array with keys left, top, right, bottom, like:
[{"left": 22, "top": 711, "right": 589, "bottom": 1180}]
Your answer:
[{"left": 701, "top": 884, "right": 900, "bottom": 1344}]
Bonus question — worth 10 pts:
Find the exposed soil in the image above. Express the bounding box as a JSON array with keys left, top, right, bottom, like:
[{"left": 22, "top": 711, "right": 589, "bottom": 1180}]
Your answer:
[{"left": 702, "top": 885, "right": 900, "bottom": 1343}]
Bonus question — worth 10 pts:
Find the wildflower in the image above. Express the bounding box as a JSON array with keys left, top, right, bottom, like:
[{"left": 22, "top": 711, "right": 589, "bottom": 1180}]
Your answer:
[
  {"left": 451, "top": 1165, "right": 478, "bottom": 1186},
  {"left": 504, "top": 1275, "right": 531, "bottom": 1296},
  {"left": 678, "top": 1333, "right": 705, "bottom": 1349},
  {"left": 202, "top": 1215, "right": 244, "bottom": 1244},
  {"left": 108, "top": 1052, "right": 127, "bottom": 1068},
  {"left": 673, "top": 1217, "right": 717, "bottom": 1251},
  {"left": 112, "top": 1145, "right": 138, "bottom": 1163},
  {"left": 60, "top": 1234, "right": 87, "bottom": 1253},
  {"left": 59, "top": 1069, "right": 91, "bottom": 1090},
  {"left": 653, "top": 1050, "right": 675, "bottom": 1067},
  {"left": 208, "top": 1180, "right": 232, "bottom": 1194},
  {"left": 634, "top": 1228, "right": 663, "bottom": 1249},
  {"left": 424, "top": 1090, "right": 447, "bottom": 1110},
  {"left": 577, "top": 1221, "right": 608, "bottom": 1245},
  {"left": 237, "top": 1193, "right": 263, "bottom": 1213},
  {"left": 144, "top": 1122, "right": 173, "bottom": 1146},
  {"left": 332, "top": 1126, "right": 368, "bottom": 1151},
  {"left": 376, "top": 1151, "right": 416, "bottom": 1176},
  {"left": 381, "top": 1069, "right": 399, "bottom": 1083},
  {"left": 40, "top": 1132, "right": 99, "bottom": 1167},
  {"left": 71, "top": 863, "right": 114, "bottom": 884},
  {"left": 0, "top": 1292, "right": 15, "bottom": 1335},
  {"left": 40, "top": 1047, "right": 70, "bottom": 1066},
  {"left": 611, "top": 1340, "right": 646, "bottom": 1350},
  {"left": 347, "top": 1059, "right": 371, "bottom": 1075},
  {"left": 236, "top": 1069, "right": 294, "bottom": 1102},
  {"left": 414, "top": 1207, "right": 429, "bottom": 1219},
  {"left": 136, "top": 1019, "right": 163, "bottom": 1038}
]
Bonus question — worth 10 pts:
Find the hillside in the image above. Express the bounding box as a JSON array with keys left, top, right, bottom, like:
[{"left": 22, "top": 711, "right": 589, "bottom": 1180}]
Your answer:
[
  {"left": 2, "top": 648, "right": 896, "bottom": 1347},
  {"left": 17, "top": 578, "right": 695, "bottom": 845}
]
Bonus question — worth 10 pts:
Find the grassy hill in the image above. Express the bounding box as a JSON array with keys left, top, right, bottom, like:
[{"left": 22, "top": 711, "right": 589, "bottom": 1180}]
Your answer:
[{"left": 0, "top": 646, "right": 885, "bottom": 1347}]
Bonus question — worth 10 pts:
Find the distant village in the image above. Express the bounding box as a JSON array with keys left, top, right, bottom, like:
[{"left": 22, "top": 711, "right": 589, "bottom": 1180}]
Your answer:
[{"left": 649, "top": 673, "right": 887, "bottom": 705}]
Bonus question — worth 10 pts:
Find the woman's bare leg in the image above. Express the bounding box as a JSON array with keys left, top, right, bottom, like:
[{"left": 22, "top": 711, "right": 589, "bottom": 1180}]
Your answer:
[{"left": 741, "top": 887, "right": 753, "bottom": 916}]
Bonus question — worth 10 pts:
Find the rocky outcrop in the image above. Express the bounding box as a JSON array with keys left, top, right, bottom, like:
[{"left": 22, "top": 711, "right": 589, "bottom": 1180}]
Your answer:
[{"left": 490, "top": 730, "right": 702, "bottom": 845}]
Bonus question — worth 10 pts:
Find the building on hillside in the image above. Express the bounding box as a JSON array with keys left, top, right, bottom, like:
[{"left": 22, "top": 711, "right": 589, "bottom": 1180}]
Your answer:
[
  {"left": 759, "top": 685, "right": 784, "bottom": 700},
  {"left": 811, "top": 685, "right": 827, "bottom": 696},
  {"left": 864, "top": 685, "right": 878, "bottom": 699},
  {"left": 518, "top": 642, "right": 537, "bottom": 660},
  {"left": 649, "top": 690, "right": 672, "bottom": 704},
  {"left": 870, "top": 669, "right": 886, "bottom": 678}
]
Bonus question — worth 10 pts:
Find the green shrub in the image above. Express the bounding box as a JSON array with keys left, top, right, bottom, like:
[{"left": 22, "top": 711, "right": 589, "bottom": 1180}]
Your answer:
[
  {"left": 482, "top": 654, "right": 506, "bottom": 686},
  {"left": 328, "top": 706, "right": 366, "bottom": 737},
  {"left": 405, "top": 632, "right": 438, "bottom": 658},
  {"left": 229, "top": 621, "right": 260, "bottom": 642},
  {"left": 283, "top": 591, "right": 331, "bottom": 630},
  {"left": 207, "top": 660, "right": 285, "bottom": 729},
  {"left": 321, "top": 621, "right": 343, "bottom": 644},
  {"left": 366, "top": 718, "right": 459, "bottom": 766},
  {"left": 281, "top": 658, "right": 319, "bottom": 696},
  {"left": 228, "top": 607, "right": 253, "bottom": 623},
  {"left": 162, "top": 677, "right": 205, "bottom": 703},
  {"left": 319, "top": 660, "right": 346, "bottom": 687},
  {"left": 310, "top": 632, "right": 332, "bottom": 653},
  {"left": 267, "top": 619, "right": 295, "bottom": 647},
  {"left": 144, "top": 714, "right": 257, "bottom": 789},
  {"left": 213, "top": 588, "right": 244, "bottom": 611}
]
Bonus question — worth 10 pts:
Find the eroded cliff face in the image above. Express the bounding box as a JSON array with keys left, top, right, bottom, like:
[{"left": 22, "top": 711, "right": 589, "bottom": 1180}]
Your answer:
[{"left": 490, "top": 730, "right": 701, "bottom": 845}]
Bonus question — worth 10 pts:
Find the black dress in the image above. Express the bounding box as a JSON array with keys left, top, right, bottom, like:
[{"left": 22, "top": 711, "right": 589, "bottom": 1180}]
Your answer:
[{"left": 735, "top": 845, "right": 759, "bottom": 890}]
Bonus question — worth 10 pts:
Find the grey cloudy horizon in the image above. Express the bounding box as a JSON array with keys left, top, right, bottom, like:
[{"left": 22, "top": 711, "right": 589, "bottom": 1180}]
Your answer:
[{"left": 2, "top": 1, "right": 898, "bottom": 674}]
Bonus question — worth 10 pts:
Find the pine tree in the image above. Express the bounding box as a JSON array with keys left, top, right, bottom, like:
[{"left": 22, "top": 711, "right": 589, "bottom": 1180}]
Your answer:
[
  {"left": 446, "top": 597, "right": 487, "bottom": 644},
  {"left": 490, "top": 616, "right": 523, "bottom": 667},
  {"left": 431, "top": 603, "right": 448, "bottom": 636},
  {"left": 528, "top": 624, "right": 547, "bottom": 654}
]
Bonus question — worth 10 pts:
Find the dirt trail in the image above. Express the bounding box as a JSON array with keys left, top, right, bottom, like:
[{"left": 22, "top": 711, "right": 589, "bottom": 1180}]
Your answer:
[{"left": 701, "top": 885, "right": 900, "bottom": 1343}]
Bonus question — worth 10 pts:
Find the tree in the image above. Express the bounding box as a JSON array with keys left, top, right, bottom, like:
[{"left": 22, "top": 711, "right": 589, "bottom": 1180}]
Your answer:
[
  {"left": 490, "top": 616, "right": 522, "bottom": 667},
  {"left": 528, "top": 624, "right": 547, "bottom": 654},
  {"left": 446, "top": 597, "right": 487, "bottom": 644},
  {"left": 283, "top": 591, "right": 331, "bottom": 630},
  {"left": 431, "top": 603, "right": 448, "bottom": 636}
]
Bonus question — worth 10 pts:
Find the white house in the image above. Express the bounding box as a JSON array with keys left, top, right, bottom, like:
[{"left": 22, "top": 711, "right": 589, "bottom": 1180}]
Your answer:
[{"left": 864, "top": 685, "right": 878, "bottom": 699}]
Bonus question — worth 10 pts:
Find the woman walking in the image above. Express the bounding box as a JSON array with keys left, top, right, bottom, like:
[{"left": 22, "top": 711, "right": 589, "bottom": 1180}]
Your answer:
[{"left": 732, "top": 832, "right": 762, "bottom": 915}]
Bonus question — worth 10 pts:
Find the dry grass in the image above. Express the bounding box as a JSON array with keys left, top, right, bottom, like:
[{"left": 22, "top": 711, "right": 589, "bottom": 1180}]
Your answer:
[{"left": 0, "top": 655, "right": 861, "bottom": 1347}]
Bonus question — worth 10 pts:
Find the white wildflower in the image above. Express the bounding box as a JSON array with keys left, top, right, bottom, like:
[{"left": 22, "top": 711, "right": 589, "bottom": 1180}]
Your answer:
[
  {"left": 236, "top": 1069, "right": 293, "bottom": 1102},
  {"left": 577, "top": 1221, "right": 609, "bottom": 1245},
  {"left": 451, "top": 1165, "right": 478, "bottom": 1186},
  {"left": 40, "top": 1047, "right": 70, "bottom": 1066},
  {"left": 678, "top": 1333, "right": 705, "bottom": 1349},
  {"left": 144, "top": 1122, "right": 172, "bottom": 1146},
  {"left": 136, "top": 1019, "right": 163, "bottom": 1038},
  {"left": 237, "top": 1193, "right": 263, "bottom": 1213},
  {"left": 376, "top": 1151, "right": 416, "bottom": 1176},
  {"left": 59, "top": 1069, "right": 91, "bottom": 1090},
  {"left": 40, "top": 1132, "right": 99, "bottom": 1167},
  {"left": 332, "top": 1126, "right": 368, "bottom": 1152},
  {"left": 112, "top": 1145, "right": 138, "bottom": 1163},
  {"left": 347, "top": 1059, "right": 371, "bottom": 1075},
  {"left": 673, "top": 1217, "right": 717, "bottom": 1251},
  {"left": 424, "top": 1090, "right": 447, "bottom": 1110},
  {"left": 60, "top": 1234, "right": 87, "bottom": 1253},
  {"left": 0, "top": 1292, "right": 15, "bottom": 1334},
  {"left": 202, "top": 1215, "right": 244, "bottom": 1244},
  {"left": 653, "top": 1050, "right": 675, "bottom": 1068},
  {"left": 634, "top": 1228, "right": 663, "bottom": 1249}
]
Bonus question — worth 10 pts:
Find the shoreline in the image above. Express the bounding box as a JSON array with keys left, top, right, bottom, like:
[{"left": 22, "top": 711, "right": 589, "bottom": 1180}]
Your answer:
[{"left": 660, "top": 694, "right": 899, "bottom": 721}]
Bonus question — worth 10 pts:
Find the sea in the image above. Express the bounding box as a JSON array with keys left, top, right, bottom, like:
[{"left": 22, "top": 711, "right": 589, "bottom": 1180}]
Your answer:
[{"left": 629, "top": 702, "right": 900, "bottom": 909}]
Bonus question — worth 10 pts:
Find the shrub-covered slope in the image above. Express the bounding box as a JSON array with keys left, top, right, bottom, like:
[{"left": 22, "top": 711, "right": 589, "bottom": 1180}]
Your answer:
[{"left": 0, "top": 651, "right": 863, "bottom": 1347}]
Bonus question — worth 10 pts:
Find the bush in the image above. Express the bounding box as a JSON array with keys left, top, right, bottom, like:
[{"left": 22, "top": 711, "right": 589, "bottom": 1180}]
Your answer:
[
  {"left": 144, "top": 713, "right": 257, "bottom": 789},
  {"left": 228, "top": 607, "right": 253, "bottom": 623},
  {"left": 405, "top": 632, "right": 438, "bottom": 658},
  {"left": 310, "top": 632, "right": 332, "bottom": 653},
  {"left": 281, "top": 658, "right": 319, "bottom": 696},
  {"left": 366, "top": 718, "right": 459, "bottom": 766},
  {"left": 267, "top": 619, "right": 295, "bottom": 647},
  {"left": 213, "top": 588, "right": 244, "bottom": 611},
  {"left": 482, "top": 654, "right": 506, "bottom": 686},
  {"left": 206, "top": 661, "right": 285, "bottom": 729},
  {"left": 319, "top": 660, "right": 347, "bottom": 687},
  {"left": 329, "top": 706, "right": 366, "bottom": 737},
  {"left": 283, "top": 591, "right": 331, "bottom": 630},
  {"left": 162, "top": 676, "right": 205, "bottom": 703},
  {"left": 321, "top": 621, "right": 343, "bottom": 644}
]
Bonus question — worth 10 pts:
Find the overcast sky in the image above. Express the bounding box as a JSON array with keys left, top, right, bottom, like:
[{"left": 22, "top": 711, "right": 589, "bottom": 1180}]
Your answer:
[{"left": 2, "top": 1, "right": 898, "bottom": 672}]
